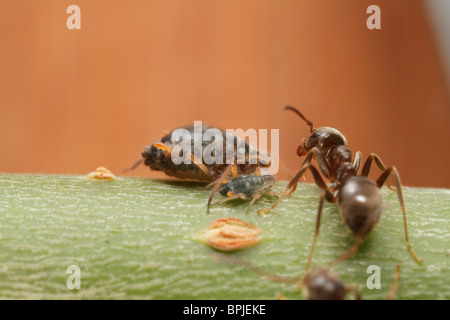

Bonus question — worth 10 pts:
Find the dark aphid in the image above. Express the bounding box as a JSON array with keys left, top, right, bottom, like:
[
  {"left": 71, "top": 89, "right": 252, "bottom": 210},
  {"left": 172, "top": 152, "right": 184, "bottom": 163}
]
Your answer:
[
  {"left": 127, "top": 125, "right": 272, "bottom": 214},
  {"left": 138, "top": 125, "right": 270, "bottom": 182},
  {"left": 259, "top": 106, "right": 422, "bottom": 276},
  {"left": 209, "top": 174, "right": 277, "bottom": 213}
]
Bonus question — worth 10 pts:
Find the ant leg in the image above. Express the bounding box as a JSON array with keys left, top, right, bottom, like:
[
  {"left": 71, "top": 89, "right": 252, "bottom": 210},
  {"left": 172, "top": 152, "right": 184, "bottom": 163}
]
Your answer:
[
  {"left": 352, "top": 151, "right": 362, "bottom": 173},
  {"left": 257, "top": 162, "right": 310, "bottom": 214},
  {"left": 214, "top": 253, "right": 301, "bottom": 284},
  {"left": 207, "top": 164, "right": 236, "bottom": 214},
  {"left": 344, "top": 285, "right": 362, "bottom": 300},
  {"left": 278, "top": 155, "right": 294, "bottom": 180},
  {"left": 257, "top": 152, "right": 315, "bottom": 214},
  {"left": 376, "top": 167, "right": 423, "bottom": 264},
  {"left": 386, "top": 265, "right": 401, "bottom": 299},
  {"left": 278, "top": 165, "right": 337, "bottom": 285},
  {"left": 386, "top": 265, "right": 401, "bottom": 300},
  {"left": 297, "top": 148, "right": 332, "bottom": 181},
  {"left": 360, "top": 153, "right": 395, "bottom": 191},
  {"left": 297, "top": 190, "right": 329, "bottom": 286},
  {"left": 258, "top": 160, "right": 332, "bottom": 215},
  {"left": 329, "top": 236, "right": 364, "bottom": 269},
  {"left": 298, "top": 185, "right": 337, "bottom": 286}
]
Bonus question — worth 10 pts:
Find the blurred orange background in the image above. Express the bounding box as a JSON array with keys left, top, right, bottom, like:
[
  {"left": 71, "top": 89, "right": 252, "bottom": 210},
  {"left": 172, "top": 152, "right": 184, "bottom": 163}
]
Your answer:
[{"left": 0, "top": 0, "right": 449, "bottom": 188}]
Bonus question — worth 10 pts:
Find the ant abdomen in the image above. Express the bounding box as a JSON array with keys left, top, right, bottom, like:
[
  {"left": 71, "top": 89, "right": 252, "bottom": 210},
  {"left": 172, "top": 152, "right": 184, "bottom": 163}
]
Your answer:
[{"left": 338, "top": 176, "right": 384, "bottom": 237}]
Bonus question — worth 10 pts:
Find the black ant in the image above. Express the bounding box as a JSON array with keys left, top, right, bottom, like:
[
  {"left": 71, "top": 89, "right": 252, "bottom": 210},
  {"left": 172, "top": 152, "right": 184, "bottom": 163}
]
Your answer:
[
  {"left": 214, "top": 254, "right": 401, "bottom": 300},
  {"left": 126, "top": 125, "right": 272, "bottom": 213},
  {"left": 301, "top": 267, "right": 361, "bottom": 300},
  {"left": 302, "top": 265, "right": 401, "bottom": 300},
  {"left": 259, "top": 106, "right": 422, "bottom": 275},
  {"left": 208, "top": 174, "right": 278, "bottom": 214}
]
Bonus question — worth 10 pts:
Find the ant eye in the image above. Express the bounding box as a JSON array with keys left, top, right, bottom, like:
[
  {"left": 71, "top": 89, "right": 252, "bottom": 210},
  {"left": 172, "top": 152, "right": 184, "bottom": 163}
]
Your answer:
[{"left": 310, "top": 131, "right": 319, "bottom": 139}]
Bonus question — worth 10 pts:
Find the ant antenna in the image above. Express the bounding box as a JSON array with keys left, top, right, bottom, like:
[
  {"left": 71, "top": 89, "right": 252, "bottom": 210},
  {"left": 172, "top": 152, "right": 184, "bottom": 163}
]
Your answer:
[
  {"left": 123, "top": 159, "right": 143, "bottom": 173},
  {"left": 284, "top": 106, "right": 314, "bottom": 133}
]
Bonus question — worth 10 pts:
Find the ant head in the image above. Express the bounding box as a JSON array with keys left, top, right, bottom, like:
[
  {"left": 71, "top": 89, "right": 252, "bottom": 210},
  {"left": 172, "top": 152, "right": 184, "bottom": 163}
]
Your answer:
[
  {"left": 284, "top": 106, "right": 347, "bottom": 156},
  {"left": 303, "top": 267, "right": 347, "bottom": 300}
]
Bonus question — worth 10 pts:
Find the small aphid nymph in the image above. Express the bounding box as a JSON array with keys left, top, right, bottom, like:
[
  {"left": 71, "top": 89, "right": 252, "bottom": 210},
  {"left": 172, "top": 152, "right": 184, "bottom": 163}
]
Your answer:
[{"left": 208, "top": 175, "right": 277, "bottom": 213}]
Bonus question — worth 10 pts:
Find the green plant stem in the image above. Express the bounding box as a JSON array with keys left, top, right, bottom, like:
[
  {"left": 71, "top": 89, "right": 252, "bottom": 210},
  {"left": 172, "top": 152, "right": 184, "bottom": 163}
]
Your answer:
[{"left": 0, "top": 173, "right": 448, "bottom": 299}]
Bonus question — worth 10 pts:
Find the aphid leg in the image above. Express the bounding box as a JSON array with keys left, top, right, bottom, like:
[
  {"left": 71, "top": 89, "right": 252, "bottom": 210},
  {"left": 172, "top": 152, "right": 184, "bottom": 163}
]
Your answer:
[
  {"left": 210, "top": 193, "right": 249, "bottom": 208},
  {"left": 352, "top": 151, "right": 362, "bottom": 173},
  {"left": 207, "top": 164, "right": 236, "bottom": 214},
  {"left": 376, "top": 167, "right": 423, "bottom": 264},
  {"left": 329, "top": 236, "right": 364, "bottom": 270},
  {"left": 245, "top": 181, "right": 276, "bottom": 214},
  {"left": 154, "top": 142, "right": 212, "bottom": 179},
  {"left": 245, "top": 192, "right": 263, "bottom": 214},
  {"left": 203, "top": 164, "right": 239, "bottom": 190},
  {"left": 360, "top": 153, "right": 396, "bottom": 191},
  {"left": 386, "top": 265, "right": 401, "bottom": 300},
  {"left": 123, "top": 159, "right": 143, "bottom": 173}
]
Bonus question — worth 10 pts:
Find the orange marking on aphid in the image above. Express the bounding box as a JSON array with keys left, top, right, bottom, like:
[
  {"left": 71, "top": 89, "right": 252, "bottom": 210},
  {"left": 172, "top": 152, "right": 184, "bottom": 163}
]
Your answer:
[
  {"left": 154, "top": 143, "right": 172, "bottom": 152},
  {"left": 231, "top": 166, "right": 238, "bottom": 178}
]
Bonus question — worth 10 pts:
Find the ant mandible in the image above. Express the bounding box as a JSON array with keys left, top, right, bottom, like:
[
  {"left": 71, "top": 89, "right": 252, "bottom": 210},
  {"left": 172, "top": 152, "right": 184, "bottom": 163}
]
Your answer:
[{"left": 258, "top": 106, "right": 423, "bottom": 275}]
